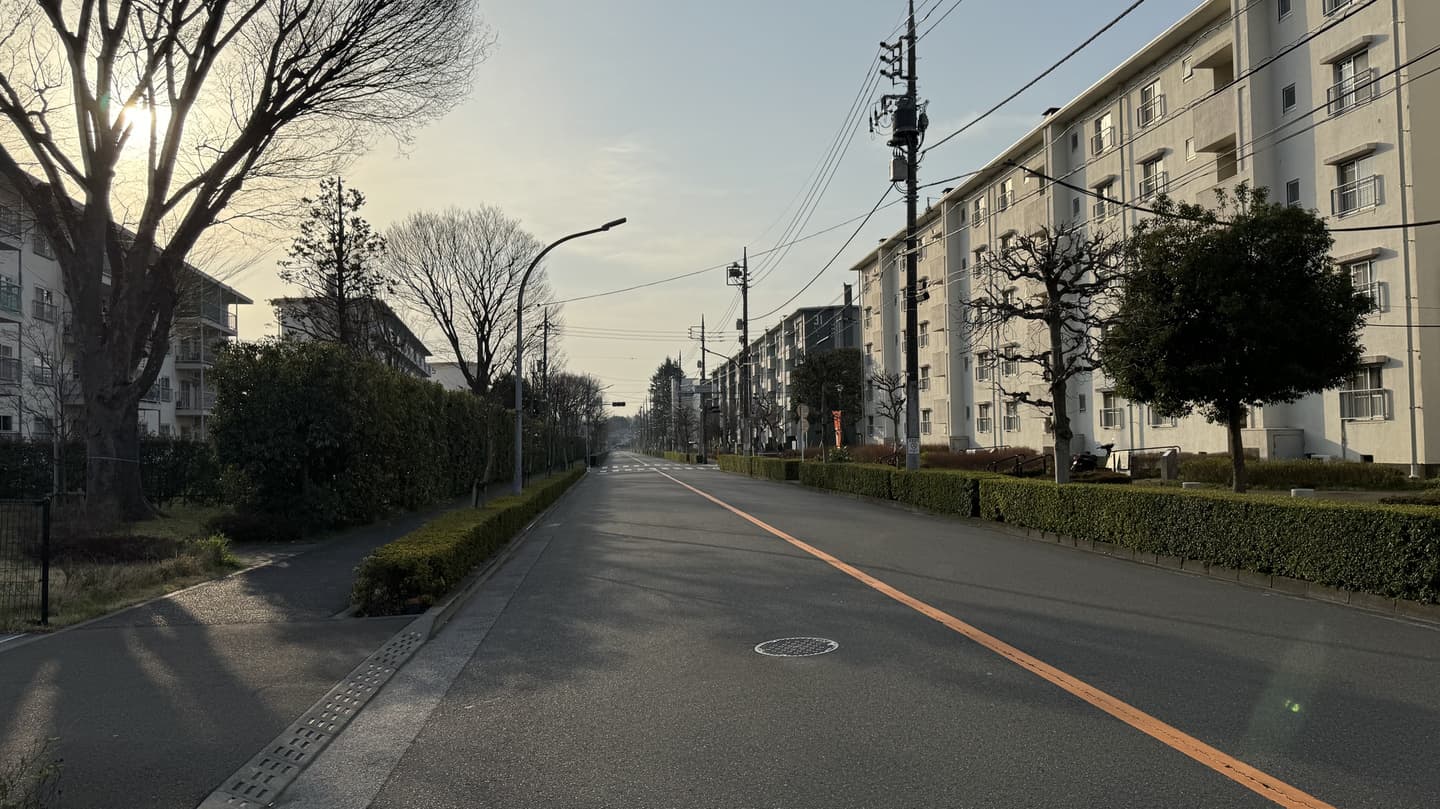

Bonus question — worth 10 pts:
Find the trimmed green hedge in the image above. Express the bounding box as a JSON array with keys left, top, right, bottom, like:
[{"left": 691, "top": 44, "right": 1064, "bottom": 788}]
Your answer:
[
  {"left": 1179, "top": 456, "right": 1412, "bottom": 490},
  {"left": 980, "top": 476, "right": 1440, "bottom": 603},
  {"left": 890, "top": 469, "right": 995, "bottom": 517},
  {"left": 663, "top": 451, "right": 699, "bottom": 463},
  {"left": 798, "top": 463, "right": 894, "bottom": 500},
  {"left": 754, "top": 458, "right": 800, "bottom": 481},
  {"left": 717, "top": 454, "right": 751, "bottom": 474},
  {"left": 353, "top": 465, "right": 586, "bottom": 615},
  {"left": 0, "top": 438, "right": 221, "bottom": 503}
]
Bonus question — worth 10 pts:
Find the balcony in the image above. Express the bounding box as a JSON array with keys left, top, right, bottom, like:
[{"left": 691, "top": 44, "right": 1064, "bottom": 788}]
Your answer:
[
  {"left": 0, "top": 279, "right": 20, "bottom": 322},
  {"left": 1092, "top": 199, "right": 1119, "bottom": 222},
  {"left": 1328, "top": 69, "right": 1376, "bottom": 116},
  {"left": 1356, "top": 280, "right": 1388, "bottom": 312},
  {"left": 1340, "top": 388, "right": 1389, "bottom": 420},
  {"left": 30, "top": 367, "right": 54, "bottom": 385},
  {"left": 187, "top": 303, "right": 238, "bottom": 333},
  {"left": 1191, "top": 87, "right": 1237, "bottom": 153},
  {"left": 1137, "top": 94, "right": 1167, "bottom": 128},
  {"left": 0, "top": 204, "right": 20, "bottom": 243},
  {"left": 142, "top": 384, "right": 173, "bottom": 404},
  {"left": 0, "top": 357, "right": 18, "bottom": 385},
  {"left": 176, "top": 390, "right": 217, "bottom": 413},
  {"left": 1091, "top": 127, "right": 1115, "bottom": 156},
  {"left": 32, "top": 299, "right": 57, "bottom": 323},
  {"left": 1331, "top": 176, "right": 1382, "bottom": 217},
  {"left": 175, "top": 342, "right": 221, "bottom": 367},
  {"left": 1139, "top": 171, "right": 1170, "bottom": 200}
]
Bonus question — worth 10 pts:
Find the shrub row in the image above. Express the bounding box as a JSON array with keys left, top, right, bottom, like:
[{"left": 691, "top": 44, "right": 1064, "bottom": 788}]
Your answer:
[
  {"left": 663, "top": 451, "right": 700, "bottom": 463},
  {"left": 979, "top": 477, "right": 1440, "bottom": 603},
  {"left": 1179, "top": 456, "right": 1412, "bottom": 490},
  {"left": 352, "top": 464, "right": 586, "bottom": 615},
  {"left": 0, "top": 438, "right": 222, "bottom": 504},
  {"left": 211, "top": 341, "right": 524, "bottom": 531},
  {"left": 715, "top": 455, "right": 800, "bottom": 480}
]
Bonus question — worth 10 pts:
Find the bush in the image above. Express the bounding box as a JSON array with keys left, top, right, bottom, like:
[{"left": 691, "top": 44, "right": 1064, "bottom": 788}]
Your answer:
[
  {"left": 921, "top": 446, "right": 1041, "bottom": 471},
  {"left": 1072, "top": 470, "right": 1133, "bottom": 485},
  {"left": 1179, "top": 456, "right": 1412, "bottom": 490},
  {"left": 210, "top": 341, "right": 516, "bottom": 530},
  {"left": 890, "top": 469, "right": 994, "bottom": 517},
  {"left": 849, "top": 445, "right": 901, "bottom": 465},
  {"left": 204, "top": 511, "right": 305, "bottom": 544},
  {"left": 352, "top": 465, "right": 584, "bottom": 614},
  {"left": 798, "top": 463, "right": 893, "bottom": 499},
  {"left": 979, "top": 476, "right": 1440, "bottom": 603},
  {"left": 0, "top": 437, "right": 221, "bottom": 503},
  {"left": 1380, "top": 489, "right": 1440, "bottom": 507},
  {"left": 753, "top": 458, "right": 800, "bottom": 481},
  {"left": 717, "top": 454, "right": 752, "bottom": 475}
]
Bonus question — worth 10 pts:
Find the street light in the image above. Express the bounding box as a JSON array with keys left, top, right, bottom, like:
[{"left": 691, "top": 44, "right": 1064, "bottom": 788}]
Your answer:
[{"left": 514, "top": 217, "right": 626, "bottom": 495}]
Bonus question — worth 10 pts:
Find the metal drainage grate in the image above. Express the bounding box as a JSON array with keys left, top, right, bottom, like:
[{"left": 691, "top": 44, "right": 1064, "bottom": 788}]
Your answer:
[{"left": 755, "top": 637, "right": 839, "bottom": 657}]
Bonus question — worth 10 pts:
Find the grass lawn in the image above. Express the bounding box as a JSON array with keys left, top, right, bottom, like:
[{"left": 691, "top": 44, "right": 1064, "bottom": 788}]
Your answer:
[{"left": 0, "top": 502, "right": 240, "bottom": 632}]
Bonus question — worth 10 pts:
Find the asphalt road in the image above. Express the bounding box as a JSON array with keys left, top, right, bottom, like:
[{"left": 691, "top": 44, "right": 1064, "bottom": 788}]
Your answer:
[
  {"left": 291, "top": 451, "right": 1440, "bottom": 809},
  {"left": 0, "top": 505, "right": 456, "bottom": 809}
]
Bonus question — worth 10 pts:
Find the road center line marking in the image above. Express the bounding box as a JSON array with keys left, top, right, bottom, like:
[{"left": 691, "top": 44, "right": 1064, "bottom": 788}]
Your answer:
[{"left": 657, "top": 471, "right": 1338, "bottom": 809}]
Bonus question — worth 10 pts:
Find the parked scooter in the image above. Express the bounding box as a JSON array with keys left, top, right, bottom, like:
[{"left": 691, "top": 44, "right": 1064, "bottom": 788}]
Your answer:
[{"left": 1071, "top": 443, "right": 1116, "bottom": 474}]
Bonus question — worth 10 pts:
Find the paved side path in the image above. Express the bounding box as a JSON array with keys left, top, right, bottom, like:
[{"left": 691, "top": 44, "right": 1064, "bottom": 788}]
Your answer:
[{"left": 0, "top": 503, "right": 458, "bottom": 809}]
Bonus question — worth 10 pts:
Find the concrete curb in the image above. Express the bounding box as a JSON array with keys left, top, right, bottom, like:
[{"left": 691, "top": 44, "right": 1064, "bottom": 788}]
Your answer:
[
  {"left": 714, "top": 468, "right": 1440, "bottom": 628},
  {"left": 195, "top": 468, "right": 590, "bottom": 809}
]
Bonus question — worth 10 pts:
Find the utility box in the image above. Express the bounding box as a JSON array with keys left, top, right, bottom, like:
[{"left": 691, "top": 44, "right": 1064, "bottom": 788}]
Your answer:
[
  {"left": 1158, "top": 448, "right": 1181, "bottom": 480},
  {"left": 891, "top": 156, "right": 906, "bottom": 182}
]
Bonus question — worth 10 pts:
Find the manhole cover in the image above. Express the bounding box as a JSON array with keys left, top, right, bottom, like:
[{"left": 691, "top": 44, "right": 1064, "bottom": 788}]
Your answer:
[{"left": 754, "top": 637, "right": 839, "bottom": 657}]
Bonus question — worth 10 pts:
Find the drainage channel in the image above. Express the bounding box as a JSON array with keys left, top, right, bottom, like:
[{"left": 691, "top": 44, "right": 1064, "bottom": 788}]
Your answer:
[{"left": 197, "top": 628, "right": 426, "bottom": 808}]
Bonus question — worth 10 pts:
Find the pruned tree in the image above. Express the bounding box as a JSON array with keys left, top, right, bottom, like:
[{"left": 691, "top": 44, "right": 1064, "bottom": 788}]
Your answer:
[
  {"left": 0, "top": 0, "right": 489, "bottom": 519},
  {"left": 869, "top": 371, "right": 905, "bottom": 448},
  {"left": 1100, "top": 186, "right": 1369, "bottom": 492},
  {"left": 384, "top": 206, "right": 553, "bottom": 396},
  {"left": 970, "top": 224, "right": 1125, "bottom": 482},
  {"left": 16, "top": 321, "right": 80, "bottom": 494},
  {"left": 277, "top": 177, "right": 389, "bottom": 352},
  {"left": 750, "top": 393, "right": 785, "bottom": 452}
]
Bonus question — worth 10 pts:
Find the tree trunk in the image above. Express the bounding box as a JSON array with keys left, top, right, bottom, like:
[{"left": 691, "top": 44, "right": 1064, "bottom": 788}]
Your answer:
[
  {"left": 86, "top": 397, "right": 150, "bottom": 521},
  {"left": 1048, "top": 313, "right": 1072, "bottom": 484},
  {"left": 1227, "top": 409, "right": 1248, "bottom": 493}
]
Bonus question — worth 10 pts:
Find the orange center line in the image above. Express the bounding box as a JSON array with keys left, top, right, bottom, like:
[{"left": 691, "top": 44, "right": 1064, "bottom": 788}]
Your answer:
[{"left": 657, "top": 471, "right": 1339, "bottom": 809}]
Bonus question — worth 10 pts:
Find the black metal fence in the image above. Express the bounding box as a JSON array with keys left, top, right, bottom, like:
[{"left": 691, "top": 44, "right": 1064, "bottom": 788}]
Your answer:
[{"left": 0, "top": 499, "right": 50, "bottom": 627}]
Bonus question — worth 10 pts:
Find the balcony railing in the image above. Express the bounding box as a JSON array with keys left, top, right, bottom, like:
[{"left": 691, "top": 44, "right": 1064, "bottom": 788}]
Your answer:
[
  {"left": 178, "top": 390, "right": 217, "bottom": 411},
  {"left": 32, "top": 299, "right": 57, "bottom": 323},
  {"left": 1139, "top": 171, "right": 1170, "bottom": 200},
  {"left": 1100, "top": 407, "right": 1125, "bottom": 429},
  {"left": 1137, "top": 94, "right": 1167, "bottom": 127},
  {"left": 30, "top": 367, "right": 54, "bottom": 385},
  {"left": 1092, "top": 199, "right": 1119, "bottom": 221},
  {"left": 1327, "top": 69, "right": 1376, "bottom": 116},
  {"left": 1003, "top": 414, "right": 1021, "bottom": 432},
  {"left": 176, "top": 343, "right": 219, "bottom": 365},
  {"left": 976, "top": 364, "right": 993, "bottom": 382},
  {"left": 0, "top": 279, "right": 19, "bottom": 317},
  {"left": 1356, "top": 280, "right": 1388, "bottom": 312},
  {"left": 1340, "top": 388, "right": 1388, "bottom": 420},
  {"left": 0, "top": 204, "right": 19, "bottom": 239},
  {"left": 919, "top": 378, "right": 930, "bottom": 391},
  {"left": 142, "top": 385, "right": 173, "bottom": 403},
  {"left": 998, "top": 190, "right": 1015, "bottom": 210},
  {"left": 976, "top": 417, "right": 993, "bottom": 434},
  {"left": 1331, "top": 175, "right": 1381, "bottom": 217},
  {"left": 1091, "top": 126, "right": 1115, "bottom": 156},
  {"left": 972, "top": 206, "right": 988, "bottom": 225},
  {"left": 191, "top": 304, "right": 238, "bottom": 331},
  {"left": 0, "top": 357, "right": 18, "bottom": 385}
]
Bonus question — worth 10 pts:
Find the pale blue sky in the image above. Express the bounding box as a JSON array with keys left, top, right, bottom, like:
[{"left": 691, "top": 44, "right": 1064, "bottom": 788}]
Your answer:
[{"left": 240, "top": 0, "right": 1208, "bottom": 405}]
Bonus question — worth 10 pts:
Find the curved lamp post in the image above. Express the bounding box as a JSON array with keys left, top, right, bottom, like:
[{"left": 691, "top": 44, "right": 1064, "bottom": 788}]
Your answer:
[{"left": 514, "top": 217, "right": 626, "bottom": 495}]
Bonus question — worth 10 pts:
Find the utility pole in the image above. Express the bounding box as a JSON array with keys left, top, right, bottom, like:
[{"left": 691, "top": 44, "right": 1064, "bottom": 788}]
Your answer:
[
  {"left": 541, "top": 308, "right": 550, "bottom": 471},
  {"left": 697, "top": 316, "right": 708, "bottom": 462},
  {"left": 872, "top": 1, "right": 927, "bottom": 471},
  {"left": 727, "top": 249, "right": 751, "bottom": 457}
]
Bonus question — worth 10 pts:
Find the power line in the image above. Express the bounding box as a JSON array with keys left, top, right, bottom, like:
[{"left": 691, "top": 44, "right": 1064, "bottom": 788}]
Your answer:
[
  {"left": 923, "top": 0, "right": 1149, "bottom": 156},
  {"left": 754, "top": 186, "right": 893, "bottom": 321},
  {"left": 917, "top": 0, "right": 968, "bottom": 41}
]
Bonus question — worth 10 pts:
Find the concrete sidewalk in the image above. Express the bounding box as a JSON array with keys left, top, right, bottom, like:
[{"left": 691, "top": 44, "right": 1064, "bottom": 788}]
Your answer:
[{"left": 0, "top": 502, "right": 459, "bottom": 809}]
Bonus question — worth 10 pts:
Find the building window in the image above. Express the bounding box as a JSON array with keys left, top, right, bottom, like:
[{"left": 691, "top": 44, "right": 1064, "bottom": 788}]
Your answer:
[
  {"left": 1340, "top": 365, "right": 1388, "bottom": 420},
  {"left": 1078, "top": 394, "right": 1087, "bottom": 413},
  {"left": 972, "top": 248, "right": 986, "bottom": 277},
  {"left": 1093, "top": 181, "right": 1118, "bottom": 221},
  {"left": 1185, "top": 138, "right": 1196, "bottom": 162},
  {"left": 1140, "top": 158, "right": 1168, "bottom": 199},
  {"left": 976, "top": 351, "right": 993, "bottom": 382},
  {"left": 1138, "top": 80, "right": 1166, "bottom": 127},
  {"left": 1324, "top": 0, "right": 1354, "bottom": 16},
  {"left": 0, "top": 414, "right": 13, "bottom": 433},
  {"left": 1092, "top": 113, "right": 1115, "bottom": 155},
  {"left": 1329, "top": 50, "right": 1374, "bottom": 115},
  {"left": 1347, "top": 259, "right": 1387, "bottom": 312},
  {"left": 1071, "top": 131, "right": 1080, "bottom": 151},
  {"left": 1148, "top": 407, "right": 1177, "bottom": 428},
  {"left": 998, "top": 178, "right": 1016, "bottom": 210},
  {"left": 1282, "top": 83, "right": 1297, "bottom": 113},
  {"left": 32, "top": 232, "right": 53, "bottom": 259},
  {"left": 1100, "top": 391, "right": 1123, "bottom": 429},
  {"left": 31, "top": 286, "right": 57, "bottom": 322},
  {"left": 999, "top": 233, "right": 1015, "bottom": 257},
  {"left": 918, "top": 321, "right": 929, "bottom": 348},
  {"left": 1001, "top": 344, "right": 1020, "bottom": 377},
  {"left": 1332, "top": 156, "right": 1380, "bottom": 216},
  {"left": 1071, "top": 197, "right": 1082, "bottom": 218},
  {"left": 919, "top": 365, "right": 931, "bottom": 391},
  {"left": 973, "top": 197, "right": 988, "bottom": 223},
  {"left": 1284, "top": 179, "right": 1301, "bottom": 208},
  {"left": 921, "top": 409, "right": 933, "bottom": 435},
  {"left": 1182, "top": 57, "right": 1194, "bottom": 81},
  {"left": 864, "top": 307, "right": 873, "bottom": 328},
  {"left": 1279, "top": 0, "right": 1292, "bottom": 19},
  {"left": 1001, "top": 287, "right": 1019, "bottom": 307},
  {"left": 1003, "top": 401, "right": 1020, "bottom": 432},
  {"left": 977, "top": 403, "right": 993, "bottom": 434}
]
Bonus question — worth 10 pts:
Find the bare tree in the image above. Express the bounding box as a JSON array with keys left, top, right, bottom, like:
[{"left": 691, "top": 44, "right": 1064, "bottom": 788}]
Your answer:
[
  {"left": 869, "top": 371, "right": 905, "bottom": 448},
  {"left": 277, "top": 177, "right": 389, "bottom": 352},
  {"left": 0, "top": 1, "right": 489, "bottom": 518},
  {"left": 751, "top": 393, "right": 785, "bottom": 452},
  {"left": 384, "top": 207, "right": 553, "bottom": 397},
  {"left": 16, "top": 321, "right": 80, "bottom": 494},
  {"left": 969, "top": 224, "right": 1125, "bottom": 482}
]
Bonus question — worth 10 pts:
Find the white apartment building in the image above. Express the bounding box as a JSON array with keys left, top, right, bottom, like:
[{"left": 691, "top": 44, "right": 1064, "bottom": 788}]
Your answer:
[
  {"left": 861, "top": 0, "right": 1440, "bottom": 472},
  {"left": 274, "top": 296, "right": 432, "bottom": 379},
  {"left": 712, "top": 298, "right": 860, "bottom": 451},
  {"left": 0, "top": 184, "right": 251, "bottom": 441}
]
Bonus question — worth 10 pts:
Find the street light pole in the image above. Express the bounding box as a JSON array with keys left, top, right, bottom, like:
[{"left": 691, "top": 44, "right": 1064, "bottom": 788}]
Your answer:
[
  {"left": 514, "top": 217, "right": 626, "bottom": 495},
  {"left": 727, "top": 249, "right": 750, "bottom": 457}
]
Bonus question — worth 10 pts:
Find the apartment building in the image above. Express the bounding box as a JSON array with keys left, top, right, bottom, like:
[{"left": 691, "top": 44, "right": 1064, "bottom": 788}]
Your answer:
[
  {"left": 0, "top": 183, "right": 251, "bottom": 441},
  {"left": 861, "top": 0, "right": 1440, "bottom": 472},
  {"left": 711, "top": 298, "right": 860, "bottom": 451},
  {"left": 273, "top": 296, "right": 432, "bottom": 379}
]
